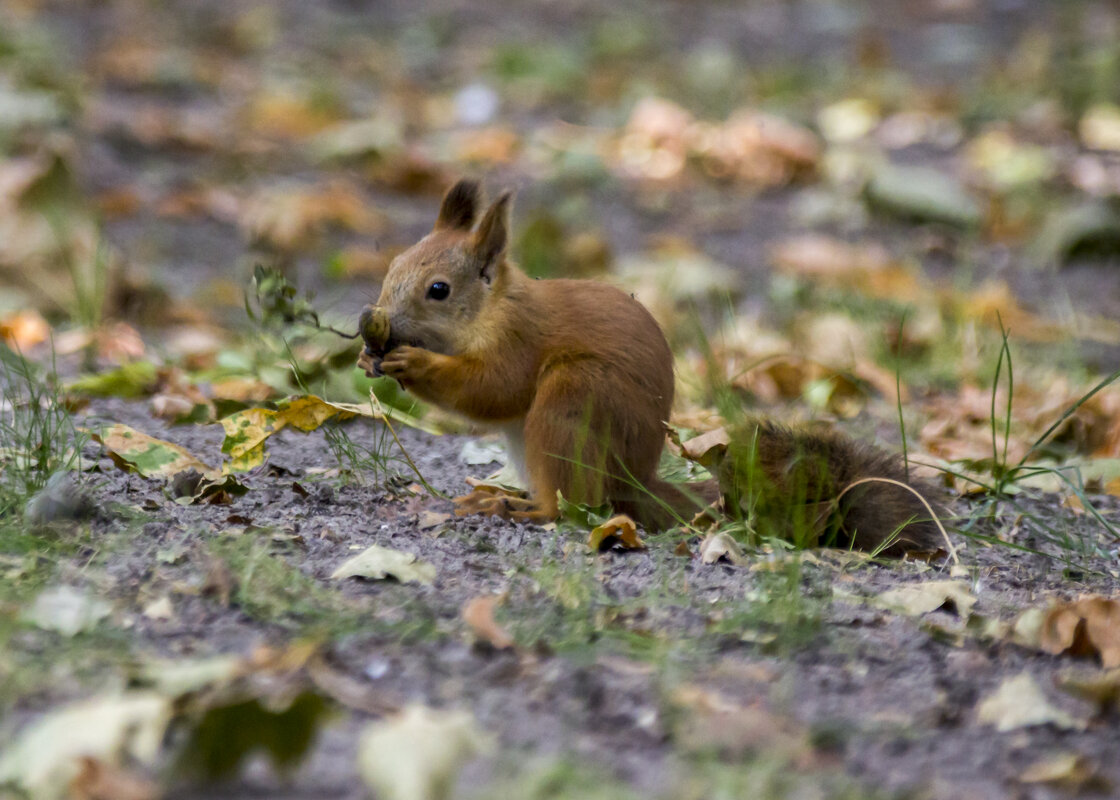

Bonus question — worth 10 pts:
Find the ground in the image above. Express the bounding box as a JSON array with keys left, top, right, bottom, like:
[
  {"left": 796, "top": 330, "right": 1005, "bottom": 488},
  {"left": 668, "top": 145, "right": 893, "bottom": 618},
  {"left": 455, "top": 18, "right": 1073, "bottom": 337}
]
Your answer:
[{"left": 2, "top": 1, "right": 1120, "bottom": 799}]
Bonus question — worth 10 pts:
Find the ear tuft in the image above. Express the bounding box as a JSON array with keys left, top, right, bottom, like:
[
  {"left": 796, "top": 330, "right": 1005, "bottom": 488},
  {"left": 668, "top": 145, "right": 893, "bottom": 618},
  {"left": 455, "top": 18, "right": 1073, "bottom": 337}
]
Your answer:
[
  {"left": 473, "top": 191, "right": 512, "bottom": 282},
  {"left": 435, "top": 178, "right": 481, "bottom": 231}
]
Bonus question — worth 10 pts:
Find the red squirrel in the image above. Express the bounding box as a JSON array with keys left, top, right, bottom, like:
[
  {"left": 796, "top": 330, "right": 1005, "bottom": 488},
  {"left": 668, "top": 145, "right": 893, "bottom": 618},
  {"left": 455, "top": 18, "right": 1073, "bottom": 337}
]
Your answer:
[{"left": 358, "top": 179, "right": 942, "bottom": 554}]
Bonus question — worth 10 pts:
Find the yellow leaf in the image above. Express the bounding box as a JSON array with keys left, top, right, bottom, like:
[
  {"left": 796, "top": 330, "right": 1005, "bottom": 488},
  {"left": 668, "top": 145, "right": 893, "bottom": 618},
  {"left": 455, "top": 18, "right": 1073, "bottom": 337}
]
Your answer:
[
  {"left": 976, "top": 672, "right": 1085, "bottom": 732},
  {"left": 357, "top": 706, "right": 490, "bottom": 800},
  {"left": 92, "top": 424, "right": 219, "bottom": 480},
  {"left": 587, "top": 514, "right": 644, "bottom": 551}
]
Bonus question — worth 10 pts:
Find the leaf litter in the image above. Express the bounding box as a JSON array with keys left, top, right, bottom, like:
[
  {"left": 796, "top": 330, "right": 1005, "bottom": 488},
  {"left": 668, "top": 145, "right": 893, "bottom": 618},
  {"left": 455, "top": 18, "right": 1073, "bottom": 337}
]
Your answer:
[{"left": 4, "top": 1, "right": 1120, "bottom": 799}]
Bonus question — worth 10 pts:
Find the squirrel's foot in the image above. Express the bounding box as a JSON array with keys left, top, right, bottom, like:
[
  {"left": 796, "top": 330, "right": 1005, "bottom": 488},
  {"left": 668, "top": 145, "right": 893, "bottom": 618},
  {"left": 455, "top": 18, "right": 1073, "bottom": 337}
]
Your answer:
[{"left": 453, "top": 484, "right": 550, "bottom": 524}]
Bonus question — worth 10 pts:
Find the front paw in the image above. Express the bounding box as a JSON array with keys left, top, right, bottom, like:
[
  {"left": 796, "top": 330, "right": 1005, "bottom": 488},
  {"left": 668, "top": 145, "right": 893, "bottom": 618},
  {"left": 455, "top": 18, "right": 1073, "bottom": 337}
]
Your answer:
[
  {"left": 379, "top": 345, "right": 431, "bottom": 385},
  {"left": 357, "top": 349, "right": 382, "bottom": 378}
]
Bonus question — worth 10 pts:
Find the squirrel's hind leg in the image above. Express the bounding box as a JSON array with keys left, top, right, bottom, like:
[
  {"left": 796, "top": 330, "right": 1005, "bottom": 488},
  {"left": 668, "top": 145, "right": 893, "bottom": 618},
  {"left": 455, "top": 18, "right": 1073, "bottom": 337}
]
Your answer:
[{"left": 523, "top": 365, "right": 612, "bottom": 518}]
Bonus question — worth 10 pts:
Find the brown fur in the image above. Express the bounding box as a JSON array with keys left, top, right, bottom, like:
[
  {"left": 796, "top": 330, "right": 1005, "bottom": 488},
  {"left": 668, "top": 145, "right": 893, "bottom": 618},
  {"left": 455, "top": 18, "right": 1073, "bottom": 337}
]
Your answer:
[
  {"left": 360, "top": 179, "right": 684, "bottom": 528},
  {"left": 359, "top": 179, "right": 944, "bottom": 553}
]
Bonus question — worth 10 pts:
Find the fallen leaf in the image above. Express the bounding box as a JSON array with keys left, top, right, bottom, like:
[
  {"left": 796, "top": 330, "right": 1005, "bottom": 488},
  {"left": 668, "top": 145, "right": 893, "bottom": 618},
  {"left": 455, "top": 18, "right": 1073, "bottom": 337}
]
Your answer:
[
  {"left": 331, "top": 544, "right": 436, "bottom": 585},
  {"left": 1019, "top": 752, "right": 1106, "bottom": 792},
  {"left": 1039, "top": 595, "right": 1120, "bottom": 667},
  {"left": 669, "top": 685, "right": 810, "bottom": 761},
  {"left": 174, "top": 690, "right": 330, "bottom": 780},
  {"left": 0, "top": 308, "right": 50, "bottom": 349},
  {"left": 453, "top": 482, "right": 536, "bottom": 521},
  {"left": 1080, "top": 103, "right": 1120, "bottom": 152},
  {"left": 866, "top": 162, "right": 981, "bottom": 228},
  {"left": 0, "top": 692, "right": 171, "bottom": 800},
  {"left": 417, "top": 511, "right": 451, "bottom": 531},
  {"left": 976, "top": 672, "right": 1085, "bottom": 732},
  {"left": 357, "top": 705, "right": 490, "bottom": 800},
  {"left": 679, "top": 427, "right": 730, "bottom": 468},
  {"left": 1055, "top": 667, "right": 1120, "bottom": 715},
  {"left": 461, "top": 595, "right": 514, "bottom": 649},
  {"left": 877, "top": 580, "right": 977, "bottom": 618},
  {"left": 587, "top": 514, "right": 645, "bottom": 551},
  {"left": 699, "top": 531, "right": 750, "bottom": 566},
  {"left": 142, "top": 596, "right": 174, "bottom": 621},
  {"left": 69, "top": 757, "right": 159, "bottom": 800},
  {"left": 220, "top": 393, "right": 443, "bottom": 472},
  {"left": 238, "top": 179, "right": 381, "bottom": 251},
  {"left": 23, "top": 585, "right": 111, "bottom": 637},
  {"left": 67, "top": 362, "right": 159, "bottom": 399},
  {"left": 92, "top": 423, "right": 220, "bottom": 481}
]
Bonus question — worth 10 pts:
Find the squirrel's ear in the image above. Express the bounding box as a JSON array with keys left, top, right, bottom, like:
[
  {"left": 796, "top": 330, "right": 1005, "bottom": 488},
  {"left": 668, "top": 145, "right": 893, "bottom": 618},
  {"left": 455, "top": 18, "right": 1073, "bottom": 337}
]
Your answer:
[
  {"left": 473, "top": 191, "right": 512, "bottom": 283},
  {"left": 434, "top": 178, "right": 480, "bottom": 231}
]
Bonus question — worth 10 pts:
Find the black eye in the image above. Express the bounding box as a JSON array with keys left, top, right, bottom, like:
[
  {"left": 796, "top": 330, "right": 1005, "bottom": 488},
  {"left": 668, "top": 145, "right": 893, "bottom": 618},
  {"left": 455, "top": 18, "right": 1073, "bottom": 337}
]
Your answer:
[{"left": 427, "top": 281, "right": 450, "bottom": 300}]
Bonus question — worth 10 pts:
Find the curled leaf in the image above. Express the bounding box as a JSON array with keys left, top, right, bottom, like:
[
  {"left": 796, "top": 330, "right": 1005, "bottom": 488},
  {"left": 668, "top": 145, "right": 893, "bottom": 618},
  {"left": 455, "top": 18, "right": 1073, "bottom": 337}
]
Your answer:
[
  {"left": 1039, "top": 595, "right": 1120, "bottom": 667},
  {"left": 461, "top": 595, "right": 514, "bottom": 649},
  {"left": 587, "top": 514, "right": 644, "bottom": 551}
]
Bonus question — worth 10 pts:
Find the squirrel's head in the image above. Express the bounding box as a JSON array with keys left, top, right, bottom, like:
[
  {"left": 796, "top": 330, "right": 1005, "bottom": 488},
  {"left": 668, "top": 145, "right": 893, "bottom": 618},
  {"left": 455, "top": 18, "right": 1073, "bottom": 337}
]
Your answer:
[{"left": 374, "top": 178, "right": 512, "bottom": 356}]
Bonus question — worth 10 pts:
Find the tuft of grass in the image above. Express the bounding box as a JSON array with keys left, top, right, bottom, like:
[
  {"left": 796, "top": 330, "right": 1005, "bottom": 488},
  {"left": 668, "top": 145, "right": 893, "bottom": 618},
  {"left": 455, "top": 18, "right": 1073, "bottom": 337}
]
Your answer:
[
  {"left": 207, "top": 534, "right": 439, "bottom": 641},
  {"left": 0, "top": 343, "right": 87, "bottom": 522}
]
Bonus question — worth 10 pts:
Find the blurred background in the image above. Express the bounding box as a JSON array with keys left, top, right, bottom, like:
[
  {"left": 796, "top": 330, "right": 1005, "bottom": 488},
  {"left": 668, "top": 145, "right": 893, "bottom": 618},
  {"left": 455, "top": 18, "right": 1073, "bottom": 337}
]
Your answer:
[{"left": 2, "top": 0, "right": 1119, "bottom": 462}]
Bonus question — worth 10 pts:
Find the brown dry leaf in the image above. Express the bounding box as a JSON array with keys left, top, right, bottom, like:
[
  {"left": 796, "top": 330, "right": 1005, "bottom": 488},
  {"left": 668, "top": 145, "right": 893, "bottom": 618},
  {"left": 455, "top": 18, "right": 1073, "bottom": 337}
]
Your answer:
[
  {"left": 587, "top": 515, "right": 644, "bottom": 551},
  {"left": 0, "top": 308, "right": 50, "bottom": 349},
  {"left": 1019, "top": 752, "right": 1106, "bottom": 792},
  {"left": 1055, "top": 667, "right": 1120, "bottom": 715},
  {"left": 451, "top": 126, "right": 520, "bottom": 164},
  {"left": 616, "top": 98, "right": 818, "bottom": 186},
  {"left": 957, "top": 280, "right": 1067, "bottom": 342},
  {"left": 331, "top": 245, "right": 394, "bottom": 280},
  {"left": 771, "top": 234, "right": 892, "bottom": 278},
  {"left": 209, "top": 377, "right": 275, "bottom": 404},
  {"left": 453, "top": 483, "right": 535, "bottom": 520},
  {"left": 245, "top": 89, "right": 340, "bottom": 141},
  {"left": 679, "top": 427, "right": 730, "bottom": 468},
  {"left": 70, "top": 757, "right": 159, "bottom": 800},
  {"left": 769, "top": 234, "right": 927, "bottom": 302},
  {"left": 693, "top": 109, "right": 820, "bottom": 186},
  {"left": 669, "top": 685, "right": 812, "bottom": 762},
  {"left": 699, "top": 531, "right": 749, "bottom": 566},
  {"left": 239, "top": 180, "right": 382, "bottom": 251},
  {"left": 1039, "top": 596, "right": 1120, "bottom": 667},
  {"left": 617, "top": 96, "right": 692, "bottom": 181},
  {"left": 461, "top": 595, "right": 514, "bottom": 649},
  {"left": 84, "top": 98, "right": 226, "bottom": 151}
]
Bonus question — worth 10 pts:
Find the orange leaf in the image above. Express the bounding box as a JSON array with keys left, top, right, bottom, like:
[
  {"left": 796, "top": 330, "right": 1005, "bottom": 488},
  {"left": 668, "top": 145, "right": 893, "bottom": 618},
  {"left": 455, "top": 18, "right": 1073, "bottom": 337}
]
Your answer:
[
  {"left": 462, "top": 595, "right": 514, "bottom": 649},
  {"left": 588, "top": 515, "right": 645, "bottom": 551},
  {"left": 0, "top": 309, "right": 49, "bottom": 350},
  {"left": 1040, "top": 596, "right": 1120, "bottom": 667}
]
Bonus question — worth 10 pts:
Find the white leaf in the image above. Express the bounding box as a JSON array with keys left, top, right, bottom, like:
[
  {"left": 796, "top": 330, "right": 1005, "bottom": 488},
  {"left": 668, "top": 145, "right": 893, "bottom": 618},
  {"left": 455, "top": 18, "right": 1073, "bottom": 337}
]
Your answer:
[
  {"left": 976, "top": 672, "right": 1086, "bottom": 732},
  {"left": 23, "top": 585, "right": 111, "bottom": 636},
  {"left": 357, "top": 705, "right": 490, "bottom": 800},
  {"left": 0, "top": 692, "right": 171, "bottom": 800},
  {"left": 331, "top": 544, "right": 436, "bottom": 585}
]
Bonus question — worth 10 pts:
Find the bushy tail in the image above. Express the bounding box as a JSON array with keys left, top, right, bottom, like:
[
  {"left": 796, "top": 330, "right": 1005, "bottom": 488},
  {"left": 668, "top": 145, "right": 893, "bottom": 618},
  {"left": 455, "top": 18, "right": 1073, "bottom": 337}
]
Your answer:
[{"left": 721, "top": 419, "right": 945, "bottom": 556}]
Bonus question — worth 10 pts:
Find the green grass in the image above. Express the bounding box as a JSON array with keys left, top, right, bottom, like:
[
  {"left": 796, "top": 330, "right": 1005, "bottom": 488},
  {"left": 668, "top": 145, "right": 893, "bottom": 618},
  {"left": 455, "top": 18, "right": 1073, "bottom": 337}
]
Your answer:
[
  {"left": 0, "top": 343, "right": 87, "bottom": 521},
  {"left": 207, "top": 533, "right": 439, "bottom": 641}
]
